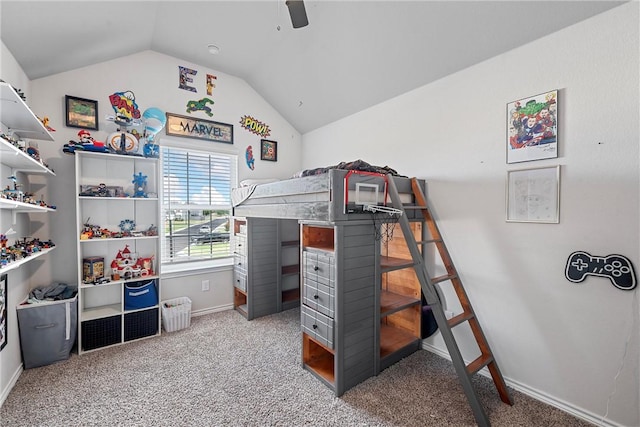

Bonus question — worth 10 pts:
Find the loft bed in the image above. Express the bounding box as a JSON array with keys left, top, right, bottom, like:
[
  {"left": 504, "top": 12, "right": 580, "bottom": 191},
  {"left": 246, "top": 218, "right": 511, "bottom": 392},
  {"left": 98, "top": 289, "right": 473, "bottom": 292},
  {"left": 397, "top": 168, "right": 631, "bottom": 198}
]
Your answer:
[{"left": 232, "top": 161, "right": 425, "bottom": 222}]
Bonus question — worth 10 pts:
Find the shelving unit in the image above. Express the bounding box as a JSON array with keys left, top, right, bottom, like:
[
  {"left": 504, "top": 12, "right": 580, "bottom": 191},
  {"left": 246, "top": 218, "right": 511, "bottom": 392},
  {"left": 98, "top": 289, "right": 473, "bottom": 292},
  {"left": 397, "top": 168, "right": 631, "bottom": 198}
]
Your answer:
[
  {"left": 0, "top": 82, "right": 56, "bottom": 272},
  {"left": 75, "top": 151, "right": 161, "bottom": 353},
  {"left": 232, "top": 217, "right": 300, "bottom": 320},
  {"left": 232, "top": 217, "right": 278, "bottom": 320},
  {"left": 278, "top": 219, "right": 300, "bottom": 311},
  {"left": 379, "top": 222, "right": 422, "bottom": 370}
]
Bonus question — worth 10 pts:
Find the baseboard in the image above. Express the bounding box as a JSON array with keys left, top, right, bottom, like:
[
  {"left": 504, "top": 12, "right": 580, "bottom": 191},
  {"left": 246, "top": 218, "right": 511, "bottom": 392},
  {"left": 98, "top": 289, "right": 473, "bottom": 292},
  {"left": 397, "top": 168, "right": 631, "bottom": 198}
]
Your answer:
[
  {"left": 421, "top": 342, "right": 622, "bottom": 427},
  {"left": 191, "top": 304, "right": 233, "bottom": 317},
  {"left": 0, "top": 363, "right": 23, "bottom": 409}
]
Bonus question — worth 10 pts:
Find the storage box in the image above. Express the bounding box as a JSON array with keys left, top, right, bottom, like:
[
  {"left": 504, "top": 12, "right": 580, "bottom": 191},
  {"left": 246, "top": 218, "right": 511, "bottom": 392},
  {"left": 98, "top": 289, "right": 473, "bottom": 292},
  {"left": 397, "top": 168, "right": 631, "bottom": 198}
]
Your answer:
[
  {"left": 81, "top": 315, "right": 121, "bottom": 351},
  {"left": 17, "top": 295, "right": 78, "bottom": 368},
  {"left": 124, "top": 279, "right": 158, "bottom": 311},
  {"left": 82, "top": 256, "right": 104, "bottom": 283},
  {"left": 124, "top": 308, "right": 159, "bottom": 341},
  {"left": 161, "top": 297, "right": 192, "bottom": 332}
]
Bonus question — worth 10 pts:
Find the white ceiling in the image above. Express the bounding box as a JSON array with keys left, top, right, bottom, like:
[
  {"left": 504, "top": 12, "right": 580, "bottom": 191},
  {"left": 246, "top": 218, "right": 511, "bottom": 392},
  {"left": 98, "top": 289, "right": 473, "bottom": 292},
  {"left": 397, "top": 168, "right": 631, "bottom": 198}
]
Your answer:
[{"left": 0, "top": 1, "right": 626, "bottom": 134}]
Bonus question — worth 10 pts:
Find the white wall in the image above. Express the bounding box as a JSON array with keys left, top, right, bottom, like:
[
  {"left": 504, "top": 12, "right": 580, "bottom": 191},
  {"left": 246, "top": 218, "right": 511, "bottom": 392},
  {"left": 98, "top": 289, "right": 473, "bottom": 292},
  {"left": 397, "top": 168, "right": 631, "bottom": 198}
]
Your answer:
[
  {"left": 302, "top": 4, "right": 639, "bottom": 426},
  {"left": 1, "top": 49, "right": 302, "bottom": 403},
  {"left": 27, "top": 49, "right": 302, "bottom": 284}
]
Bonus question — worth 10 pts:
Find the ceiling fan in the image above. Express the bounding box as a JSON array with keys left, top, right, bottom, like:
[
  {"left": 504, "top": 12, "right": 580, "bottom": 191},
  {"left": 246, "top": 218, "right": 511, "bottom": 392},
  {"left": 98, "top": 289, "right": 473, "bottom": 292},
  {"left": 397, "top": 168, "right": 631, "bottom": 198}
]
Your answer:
[{"left": 286, "top": 0, "right": 309, "bottom": 28}]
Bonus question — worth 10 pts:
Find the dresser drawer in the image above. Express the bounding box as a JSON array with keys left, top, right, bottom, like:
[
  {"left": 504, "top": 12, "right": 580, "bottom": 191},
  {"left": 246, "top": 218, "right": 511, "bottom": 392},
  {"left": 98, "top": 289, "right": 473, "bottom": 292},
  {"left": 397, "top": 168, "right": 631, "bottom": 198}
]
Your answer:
[
  {"left": 234, "top": 254, "right": 247, "bottom": 275},
  {"left": 234, "top": 269, "right": 247, "bottom": 291},
  {"left": 233, "top": 234, "right": 247, "bottom": 255},
  {"left": 303, "top": 280, "right": 335, "bottom": 318},
  {"left": 301, "top": 305, "right": 334, "bottom": 349},
  {"left": 303, "top": 251, "right": 334, "bottom": 286}
]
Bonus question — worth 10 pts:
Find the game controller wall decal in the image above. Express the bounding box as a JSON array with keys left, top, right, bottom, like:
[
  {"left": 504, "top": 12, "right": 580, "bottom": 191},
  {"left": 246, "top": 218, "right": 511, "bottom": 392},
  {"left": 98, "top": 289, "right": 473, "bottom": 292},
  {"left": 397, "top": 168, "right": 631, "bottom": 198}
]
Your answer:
[{"left": 565, "top": 251, "right": 636, "bottom": 290}]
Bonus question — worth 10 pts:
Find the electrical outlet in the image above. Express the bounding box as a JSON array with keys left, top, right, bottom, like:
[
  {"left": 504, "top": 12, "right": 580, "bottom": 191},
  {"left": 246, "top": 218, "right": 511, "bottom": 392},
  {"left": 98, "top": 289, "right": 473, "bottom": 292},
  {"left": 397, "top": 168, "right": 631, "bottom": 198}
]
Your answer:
[{"left": 201, "top": 280, "right": 210, "bottom": 291}]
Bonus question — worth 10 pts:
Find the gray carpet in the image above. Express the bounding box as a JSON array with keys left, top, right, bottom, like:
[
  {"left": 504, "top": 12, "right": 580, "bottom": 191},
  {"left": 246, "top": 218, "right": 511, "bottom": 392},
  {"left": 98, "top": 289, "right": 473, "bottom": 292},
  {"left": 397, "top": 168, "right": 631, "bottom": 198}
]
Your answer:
[{"left": 1, "top": 307, "right": 591, "bottom": 426}]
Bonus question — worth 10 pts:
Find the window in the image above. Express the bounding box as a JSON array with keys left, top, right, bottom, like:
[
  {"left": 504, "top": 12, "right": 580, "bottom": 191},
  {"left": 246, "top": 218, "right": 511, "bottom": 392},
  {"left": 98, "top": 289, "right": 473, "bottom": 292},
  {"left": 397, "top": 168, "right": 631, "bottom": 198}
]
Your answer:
[{"left": 161, "top": 146, "right": 237, "bottom": 264}]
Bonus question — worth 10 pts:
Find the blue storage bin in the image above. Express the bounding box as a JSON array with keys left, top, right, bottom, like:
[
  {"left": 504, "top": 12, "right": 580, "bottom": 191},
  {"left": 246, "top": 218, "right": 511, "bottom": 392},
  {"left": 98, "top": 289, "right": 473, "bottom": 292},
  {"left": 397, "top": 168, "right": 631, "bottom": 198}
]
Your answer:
[{"left": 124, "top": 279, "right": 158, "bottom": 311}]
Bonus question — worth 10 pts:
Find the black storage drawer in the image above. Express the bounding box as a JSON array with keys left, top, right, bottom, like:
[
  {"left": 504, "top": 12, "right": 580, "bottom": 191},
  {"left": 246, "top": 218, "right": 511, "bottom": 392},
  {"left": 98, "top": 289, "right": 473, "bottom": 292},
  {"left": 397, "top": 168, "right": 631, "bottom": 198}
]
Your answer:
[
  {"left": 81, "top": 315, "right": 121, "bottom": 351},
  {"left": 124, "top": 308, "right": 159, "bottom": 341}
]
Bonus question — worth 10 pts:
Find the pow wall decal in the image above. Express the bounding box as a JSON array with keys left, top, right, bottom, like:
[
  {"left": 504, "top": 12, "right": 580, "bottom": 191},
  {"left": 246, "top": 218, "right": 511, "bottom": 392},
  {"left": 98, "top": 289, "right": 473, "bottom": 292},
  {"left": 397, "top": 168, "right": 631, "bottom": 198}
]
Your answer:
[
  {"left": 240, "top": 115, "right": 271, "bottom": 137},
  {"left": 179, "top": 66, "right": 197, "bottom": 92},
  {"left": 206, "top": 74, "right": 217, "bottom": 96},
  {"left": 109, "top": 91, "right": 141, "bottom": 121},
  {"left": 245, "top": 145, "right": 255, "bottom": 170},
  {"left": 186, "top": 98, "right": 215, "bottom": 117}
]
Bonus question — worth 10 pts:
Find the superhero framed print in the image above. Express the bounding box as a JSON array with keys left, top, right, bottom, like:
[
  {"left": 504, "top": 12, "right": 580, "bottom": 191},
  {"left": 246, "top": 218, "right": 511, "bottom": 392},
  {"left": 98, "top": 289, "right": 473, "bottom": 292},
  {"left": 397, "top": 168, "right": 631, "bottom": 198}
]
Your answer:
[{"left": 507, "top": 90, "right": 558, "bottom": 164}]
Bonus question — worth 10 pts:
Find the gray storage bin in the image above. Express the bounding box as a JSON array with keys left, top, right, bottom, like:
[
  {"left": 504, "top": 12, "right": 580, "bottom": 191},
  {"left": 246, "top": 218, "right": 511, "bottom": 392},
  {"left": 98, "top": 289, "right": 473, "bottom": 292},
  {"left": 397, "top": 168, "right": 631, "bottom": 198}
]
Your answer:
[{"left": 17, "top": 295, "right": 78, "bottom": 369}]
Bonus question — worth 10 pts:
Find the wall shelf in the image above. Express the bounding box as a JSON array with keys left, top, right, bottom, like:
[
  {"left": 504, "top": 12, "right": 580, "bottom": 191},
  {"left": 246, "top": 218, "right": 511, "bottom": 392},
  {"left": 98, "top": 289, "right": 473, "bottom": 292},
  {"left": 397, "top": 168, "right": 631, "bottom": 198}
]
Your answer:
[
  {"left": 0, "top": 82, "right": 54, "bottom": 142},
  {"left": 0, "top": 137, "right": 55, "bottom": 175},
  {"left": 0, "top": 247, "right": 56, "bottom": 274}
]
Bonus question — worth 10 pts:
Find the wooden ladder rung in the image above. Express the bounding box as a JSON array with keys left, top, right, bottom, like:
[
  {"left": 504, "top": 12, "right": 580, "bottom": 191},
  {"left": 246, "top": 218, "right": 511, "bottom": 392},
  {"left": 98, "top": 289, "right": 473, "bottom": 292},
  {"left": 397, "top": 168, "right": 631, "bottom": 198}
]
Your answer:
[
  {"left": 447, "top": 311, "right": 475, "bottom": 328},
  {"left": 466, "top": 353, "right": 494, "bottom": 376},
  {"left": 431, "top": 273, "right": 457, "bottom": 284}
]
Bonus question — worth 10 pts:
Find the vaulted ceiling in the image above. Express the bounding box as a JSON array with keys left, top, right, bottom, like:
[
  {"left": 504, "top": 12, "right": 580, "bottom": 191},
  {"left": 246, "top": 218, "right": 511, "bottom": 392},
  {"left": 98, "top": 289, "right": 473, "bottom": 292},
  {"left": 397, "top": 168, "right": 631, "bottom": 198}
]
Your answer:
[{"left": 0, "top": 1, "right": 625, "bottom": 134}]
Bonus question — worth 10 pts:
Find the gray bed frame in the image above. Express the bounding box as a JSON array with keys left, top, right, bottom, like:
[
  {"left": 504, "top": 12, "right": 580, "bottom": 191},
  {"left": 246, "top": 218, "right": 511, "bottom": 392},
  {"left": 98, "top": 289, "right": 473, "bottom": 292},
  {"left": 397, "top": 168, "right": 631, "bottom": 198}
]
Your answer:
[{"left": 232, "top": 169, "right": 423, "bottom": 221}]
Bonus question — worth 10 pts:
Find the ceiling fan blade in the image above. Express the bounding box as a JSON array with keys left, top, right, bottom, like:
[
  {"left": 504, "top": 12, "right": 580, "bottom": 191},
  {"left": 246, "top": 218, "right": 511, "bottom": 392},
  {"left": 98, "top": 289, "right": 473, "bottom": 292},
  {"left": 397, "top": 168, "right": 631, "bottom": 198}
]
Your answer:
[{"left": 286, "top": 0, "right": 309, "bottom": 28}]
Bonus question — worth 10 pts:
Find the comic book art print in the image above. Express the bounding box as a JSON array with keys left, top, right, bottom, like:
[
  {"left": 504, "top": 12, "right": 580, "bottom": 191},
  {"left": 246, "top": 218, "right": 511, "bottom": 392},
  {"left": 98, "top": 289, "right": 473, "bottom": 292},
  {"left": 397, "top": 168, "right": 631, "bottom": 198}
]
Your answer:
[{"left": 507, "top": 90, "right": 558, "bottom": 164}]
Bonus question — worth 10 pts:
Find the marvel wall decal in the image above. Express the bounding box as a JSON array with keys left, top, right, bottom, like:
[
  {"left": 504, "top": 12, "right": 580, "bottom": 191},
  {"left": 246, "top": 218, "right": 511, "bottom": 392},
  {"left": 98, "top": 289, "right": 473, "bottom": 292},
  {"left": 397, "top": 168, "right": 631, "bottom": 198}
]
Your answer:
[
  {"left": 166, "top": 113, "right": 233, "bottom": 144},
  {"left": 109, "top": 90, "right": 141, "bottom": 122},
  {"left": 239, "top": 115, "right": 271, "bottom": 138},
  {"left": 179, "top": 66, "right": 197, "bottom": 92},
  {"left": 245, "top": 145, "right": 255, "bottom": 170},
  {"left": 206, "top": 74, "right": 217, "bottom": 96},
  {"left": 565, "top": 251, "right": 637, "bottom": 290},
  {"left": 186, "top": 98, "right": 214, "bottom": 117}
]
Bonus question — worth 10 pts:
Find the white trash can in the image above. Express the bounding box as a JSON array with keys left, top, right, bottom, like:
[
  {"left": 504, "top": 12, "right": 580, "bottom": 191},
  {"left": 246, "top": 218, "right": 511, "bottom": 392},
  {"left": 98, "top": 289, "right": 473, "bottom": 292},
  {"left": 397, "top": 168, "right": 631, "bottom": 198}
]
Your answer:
[{"left": 161, "top": 297, "right": 192, "bottom": 332}]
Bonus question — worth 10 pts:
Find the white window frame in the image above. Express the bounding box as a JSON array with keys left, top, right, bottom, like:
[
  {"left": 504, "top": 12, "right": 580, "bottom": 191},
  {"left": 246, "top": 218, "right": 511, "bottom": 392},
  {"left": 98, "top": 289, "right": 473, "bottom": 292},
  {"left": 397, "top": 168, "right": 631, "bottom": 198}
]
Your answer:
[{"left": 159, "top": 137, "right": 237, "bottom": 272}]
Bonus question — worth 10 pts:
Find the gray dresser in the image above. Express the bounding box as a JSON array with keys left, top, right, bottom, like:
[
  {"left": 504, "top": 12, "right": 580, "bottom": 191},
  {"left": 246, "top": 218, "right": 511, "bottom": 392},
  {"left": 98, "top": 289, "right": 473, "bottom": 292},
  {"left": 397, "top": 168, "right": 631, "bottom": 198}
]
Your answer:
[{"left": 300, "top": 221, "right": 378, "bottom": 396}]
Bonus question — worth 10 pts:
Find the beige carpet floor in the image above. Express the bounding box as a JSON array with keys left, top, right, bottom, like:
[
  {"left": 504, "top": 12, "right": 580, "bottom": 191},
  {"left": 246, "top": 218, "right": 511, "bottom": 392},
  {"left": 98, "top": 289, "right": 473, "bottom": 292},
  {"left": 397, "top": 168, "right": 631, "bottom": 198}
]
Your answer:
[{"left": 0, "top": 307, "right": 593, "bottom": 426}]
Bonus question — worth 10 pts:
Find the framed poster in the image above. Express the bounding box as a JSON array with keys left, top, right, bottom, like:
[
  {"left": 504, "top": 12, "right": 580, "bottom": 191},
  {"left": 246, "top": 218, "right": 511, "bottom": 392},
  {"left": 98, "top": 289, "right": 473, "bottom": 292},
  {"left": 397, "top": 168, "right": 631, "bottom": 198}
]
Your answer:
[
  {"left": 0, "top": 274, "right": 7, "bottom": 352},
  {"left": 65, "top": 95, "right": 99, "bottom": 130},
  {"left": 507, "top": 90, "right": 558, "bottom": 164},
  {"left": 166, "top": 113, "right": 233, "bottom": 144},
  {"left": 260, "top": 139, "right": 277, "bottom": 161},
  {"left": 506, "top": 165, "right": 560, "bottom": 223}
]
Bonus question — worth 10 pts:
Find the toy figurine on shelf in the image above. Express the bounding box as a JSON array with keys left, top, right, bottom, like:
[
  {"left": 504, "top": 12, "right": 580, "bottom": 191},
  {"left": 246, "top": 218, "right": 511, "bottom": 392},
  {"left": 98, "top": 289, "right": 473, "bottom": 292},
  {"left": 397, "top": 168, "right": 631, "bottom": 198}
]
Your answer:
[
  {"left": 141, "top": 107, "right": 165, "bottom": 158},
  {"left": 132, "top": 172, "right": 148, "bottom": 198},
  {"left": 110, "top": 245, "right": 153, "bottom": 280},
  {"left": 105, "top": 114, "right": 141, "bottom": 156},
  {"left": 63, "top": 130, "right": 111, "bottom": 155},
  {"left": 3, "top": 175, "right": 23, "bottom": 202},
  {"left": 39, "top": 116, "right": 56, "bottom": 132}
]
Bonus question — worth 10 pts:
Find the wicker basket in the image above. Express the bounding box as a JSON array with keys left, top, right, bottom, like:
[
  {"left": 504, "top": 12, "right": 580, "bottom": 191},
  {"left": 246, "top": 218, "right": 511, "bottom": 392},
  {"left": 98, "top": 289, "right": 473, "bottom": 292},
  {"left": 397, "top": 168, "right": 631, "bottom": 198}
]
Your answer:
[{"left": 161, "top": 297, "right": 192, "bottom": 332}]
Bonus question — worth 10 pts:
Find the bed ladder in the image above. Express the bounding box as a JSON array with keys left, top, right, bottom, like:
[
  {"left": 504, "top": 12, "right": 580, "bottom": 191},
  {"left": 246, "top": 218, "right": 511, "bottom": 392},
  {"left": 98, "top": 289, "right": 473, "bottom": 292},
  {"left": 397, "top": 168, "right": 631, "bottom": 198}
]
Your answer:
[{"left": 386, "top": 177, "right": 513, "bottom": 427}]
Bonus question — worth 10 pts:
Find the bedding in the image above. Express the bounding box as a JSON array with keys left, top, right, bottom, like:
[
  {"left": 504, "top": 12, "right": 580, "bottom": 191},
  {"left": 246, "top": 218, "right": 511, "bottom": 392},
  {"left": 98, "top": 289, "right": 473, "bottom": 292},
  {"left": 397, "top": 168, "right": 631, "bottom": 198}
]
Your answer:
[{"left": 292, "top": 159, "right": 405, "bottom": 178}]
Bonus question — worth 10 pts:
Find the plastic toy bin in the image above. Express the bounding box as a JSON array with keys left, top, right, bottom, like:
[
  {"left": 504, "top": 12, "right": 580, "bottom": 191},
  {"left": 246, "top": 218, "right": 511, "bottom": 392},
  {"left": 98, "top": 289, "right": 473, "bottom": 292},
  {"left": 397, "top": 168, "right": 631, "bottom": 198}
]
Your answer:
[
  {"left": 17, "top": 295, "right": 78, "bottom": 369},
  {"left": 161, "top": 297, "right": 192, "bottom": 332}
]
